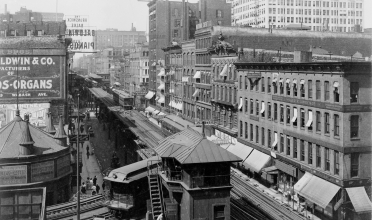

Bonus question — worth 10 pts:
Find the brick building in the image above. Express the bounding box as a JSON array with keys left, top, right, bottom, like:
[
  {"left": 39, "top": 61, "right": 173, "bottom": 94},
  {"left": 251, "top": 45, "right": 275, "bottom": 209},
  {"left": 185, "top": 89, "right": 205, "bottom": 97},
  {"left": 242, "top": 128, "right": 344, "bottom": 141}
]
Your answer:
[
  {"left": 94, "top": 28, "right": 147, "bottom": 50},
  {"left": 235, "top": 61, "right": 372, "bottom": 220},
  {"left": 0, "top": 6, "right": 64, "bottom": 23},
  {"left": 181, "top": 40, "right": 196, "bottom": 122}
]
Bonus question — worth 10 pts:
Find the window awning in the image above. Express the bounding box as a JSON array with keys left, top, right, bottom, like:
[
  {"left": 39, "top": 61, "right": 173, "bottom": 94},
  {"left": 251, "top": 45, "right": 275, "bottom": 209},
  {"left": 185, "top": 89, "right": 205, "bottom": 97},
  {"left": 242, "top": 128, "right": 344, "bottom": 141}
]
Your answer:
[
  {"left": 294, "top": 172, "right": 313, "bottom": 193},
  {"left": 145, "top": 106, "right": 156, "bottom": 114},
  {"left": 158, "top": 96, "right": 165, "bottom": 103},
  {"left": 285, "top": 79, "right": 290, "bottom": 84},
  {"left": 193, "top": 71, "right": 201, "bottom": 79},
  {"left": 346, "top": 187, "right": 372, "bottom": 213},
  {"left": 260, "top": 101, "right": 265, "bottom": 113},
  {"left": 158, "top": 69, "right": 165, "bottom": 76},
  {"left": 293, "top": 79, "right": 297, "bottom": 86},
  {"left": 182, "top": 76, "right": 189, "bottom": 82},
  {"left": 220, "top": 64, "right": 228, "bottom": 76},
  {"left": 226, "top": 142, "right": 253, "bottom": 161},
  {"left": 306, "top": 110, "right": 313, "bottom": 127},
  {"left": 299, "top": 175, "right": 340, "bottom": 209},
  {"left": 238, "top": 97, "right": 243, "bottom": 110},
  {"left": 279, "top": 78, "right": 284, "bottom": 86},
  {"left": 333, "top": 81, "right": 339, "bottom": 88},
  {"left": 291, "top": 108, "right": 298, "bottom": 122},
  {"left": 272, "top": 132, "right": 278, "bottom": 147},
  {"left": 192, "top": 89, "right": 200, "bottom": 97},
  {"left": 158, "top": 83, "right": 165, "bottom": 90},
  {"left": 300, "top": 79, "right": 305, "bottom": 84},
  {"left": 272, "top": 78, "right": 278, "bottom": 83},
  {"left": 152, "top": 62, "right": 157, "bottom": 66},
  {"left": 243, "top": 150, "right": 271, "bottom": 173},
  {"left": 145, "top": 91, "right": 155, "bottom": 99},
  {"left": 334, "top": 81, "right": 340, "bottom": 93}
]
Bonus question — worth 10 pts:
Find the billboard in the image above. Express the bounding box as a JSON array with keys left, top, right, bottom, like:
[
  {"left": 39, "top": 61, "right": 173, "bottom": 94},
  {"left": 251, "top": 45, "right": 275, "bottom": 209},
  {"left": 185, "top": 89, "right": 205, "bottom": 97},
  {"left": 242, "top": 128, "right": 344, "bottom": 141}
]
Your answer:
[
  {"left": 0, "top": 55, "right": 65, "bottom": 102},
  {"left": 0, "top": 165, "right": 27, "bottom": 185},
  {"left": 64, "top": 15, "right": 96, "bottom": 52},
  {"left": 31, "top": 160, "right": 54, "bottom": 182},
  {"left": 0, "top": 103, "right": 49, "bottom": 127}
]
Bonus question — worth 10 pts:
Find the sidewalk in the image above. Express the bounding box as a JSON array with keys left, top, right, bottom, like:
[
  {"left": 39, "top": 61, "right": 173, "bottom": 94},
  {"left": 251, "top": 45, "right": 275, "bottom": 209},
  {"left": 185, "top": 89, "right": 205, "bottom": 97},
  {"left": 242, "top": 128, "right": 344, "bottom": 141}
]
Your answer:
[{"left": 231, "top": 167, "right": 321, "bottom": 220}]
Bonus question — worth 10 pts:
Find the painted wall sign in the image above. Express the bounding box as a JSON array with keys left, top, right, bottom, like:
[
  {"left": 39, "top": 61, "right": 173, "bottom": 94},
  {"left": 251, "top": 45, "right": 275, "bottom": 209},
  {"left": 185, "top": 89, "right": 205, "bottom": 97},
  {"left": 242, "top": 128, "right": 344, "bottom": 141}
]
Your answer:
[
  {"left": 0, "top": 103, "right": 49, "bottom": 127},
  {"left": 57, "top": 155, "right": 71, "bottom": 177},
  {"left": 64, "top": 15, "right": 95, "bottom": 52},
  {"left": 0, "top": 56, "right": 63, "bottom": 101},
  {"left": 31, "top": 160, "right": 54, "bottom": 182},
  {"left": 0, "top": 165, "right": 27, "bottom": 185}
]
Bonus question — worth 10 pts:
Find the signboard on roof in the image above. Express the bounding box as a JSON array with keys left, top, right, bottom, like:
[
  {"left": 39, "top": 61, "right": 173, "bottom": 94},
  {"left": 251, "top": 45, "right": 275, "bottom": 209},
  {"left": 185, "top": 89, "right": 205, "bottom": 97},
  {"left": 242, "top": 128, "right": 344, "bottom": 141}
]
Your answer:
[
  {"left": 0, "top": 165, "right": 27, "bottom": 185},
  {"left": 64, "top": 15, "right": 96, "bottom": 52},
  {"left": 31, "top": 160, "right": 54, "bottom": 182},
  {"left": 0, "top": 56, "right": 65, "bottom": 102}
]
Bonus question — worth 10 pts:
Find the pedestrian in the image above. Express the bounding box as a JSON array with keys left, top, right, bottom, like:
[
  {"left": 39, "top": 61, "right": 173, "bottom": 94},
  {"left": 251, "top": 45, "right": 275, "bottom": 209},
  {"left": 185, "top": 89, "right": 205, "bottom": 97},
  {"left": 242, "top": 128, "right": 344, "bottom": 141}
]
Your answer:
[
  {"left": 80, "top": 124, "right": 84, "bottom": 133},
  {"left": 93, "top": 176, "right": 97, "bottom": 185},
  {"left": 157, "top": 212, "right": 164, "bottom": 220},
  {"left": 86, "top": 177, "right": 91, "bottom": 190},
  {"left": 81, "top": 182, "right": 86, "bottom": 194},
  {"left": 91, "top": 184, "right": 97, "bottom": 195},
  {"left": 86, "top": 145, "right": 90, "bottom": 154},
  {"left": 102, "top": 181, "right": 106, "bottom": 191},
  {"left": 96, "top": 184, "right": 100, "bottom": 194}
]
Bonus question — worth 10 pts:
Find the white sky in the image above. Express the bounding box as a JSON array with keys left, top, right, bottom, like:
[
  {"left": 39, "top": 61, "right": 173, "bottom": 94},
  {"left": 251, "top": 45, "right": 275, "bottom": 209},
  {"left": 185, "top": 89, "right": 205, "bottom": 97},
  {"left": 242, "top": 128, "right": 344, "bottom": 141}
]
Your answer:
[{"left": 1, "top": 0, "right": 370, "bottom": 30}]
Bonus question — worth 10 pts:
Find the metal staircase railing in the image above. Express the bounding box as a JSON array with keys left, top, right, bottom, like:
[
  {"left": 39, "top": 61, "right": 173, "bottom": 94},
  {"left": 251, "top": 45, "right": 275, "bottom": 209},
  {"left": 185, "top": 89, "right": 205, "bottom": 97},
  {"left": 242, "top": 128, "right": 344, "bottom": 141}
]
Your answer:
[{"left": 147, "top": 160, "right": 164, "bottom": 220}]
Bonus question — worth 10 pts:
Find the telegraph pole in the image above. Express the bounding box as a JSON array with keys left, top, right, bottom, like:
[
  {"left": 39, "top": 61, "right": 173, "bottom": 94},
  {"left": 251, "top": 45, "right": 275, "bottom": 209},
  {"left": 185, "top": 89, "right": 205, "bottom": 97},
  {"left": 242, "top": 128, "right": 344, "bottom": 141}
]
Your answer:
[{"left": 76, "top": 94, "right": 80, "bottom": 220}]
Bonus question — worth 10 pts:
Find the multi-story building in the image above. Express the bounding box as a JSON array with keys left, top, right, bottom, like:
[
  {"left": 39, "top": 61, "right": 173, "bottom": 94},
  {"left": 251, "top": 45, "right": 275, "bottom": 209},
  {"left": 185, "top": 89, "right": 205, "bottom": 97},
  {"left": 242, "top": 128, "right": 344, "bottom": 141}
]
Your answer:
[
  {"left": 231, "top": 0, "right": 365, "bottom": 32},
  {"left": 181, "top": 40, "right": 196, "bottom": 122},
  {"left": 0, "top": 6, "right": 64, "bottom": 23},
  {"left": 94, "top": 27, "right": 146, "bottom": 50},
  {"left": 235, "top": 59, "right": 372, "bottom": 220}
]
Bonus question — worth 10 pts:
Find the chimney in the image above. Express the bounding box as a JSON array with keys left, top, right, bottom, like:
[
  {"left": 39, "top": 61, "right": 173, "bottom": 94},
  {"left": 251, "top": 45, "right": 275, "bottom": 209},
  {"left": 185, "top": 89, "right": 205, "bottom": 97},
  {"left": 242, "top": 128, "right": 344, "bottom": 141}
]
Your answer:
[
  {"left": 19, "top": 120, "right": 35, "bottom": 155},
  {"left": 45, "top": 109, "right": 56, "bottom": 135},
  {"left": 54, "top": 115, "right": 67, "bottom": 146}
]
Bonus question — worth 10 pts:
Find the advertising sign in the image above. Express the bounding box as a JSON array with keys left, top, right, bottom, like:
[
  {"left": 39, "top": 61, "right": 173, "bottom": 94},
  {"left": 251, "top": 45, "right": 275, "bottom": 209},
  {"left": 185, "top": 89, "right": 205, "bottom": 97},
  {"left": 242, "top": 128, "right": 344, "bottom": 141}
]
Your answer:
[
  {"left": 57, "top": 155, "right": 71, "bottom": 177},
  {"left": 0, "top": 165, "right": 27, "bottom": 185},
  {"left": 31, "top": 160, "right": 54, "bottom": 182},
  {"left": 0, "top": 56, "right": 64, "bottom": 102},
  {"left": 0, "top": 103, "right": 49, "bottom": 127},
  {"left": 64, "top": 15, "right": 96, "bottom": 52}
]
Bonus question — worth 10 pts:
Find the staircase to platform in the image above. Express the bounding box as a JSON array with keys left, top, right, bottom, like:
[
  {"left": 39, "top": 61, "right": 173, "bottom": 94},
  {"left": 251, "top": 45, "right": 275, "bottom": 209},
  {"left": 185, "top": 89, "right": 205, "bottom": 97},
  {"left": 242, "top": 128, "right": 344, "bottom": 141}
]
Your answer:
[{"left": 147, "top": 160, "right": 164, "bottom": 220}]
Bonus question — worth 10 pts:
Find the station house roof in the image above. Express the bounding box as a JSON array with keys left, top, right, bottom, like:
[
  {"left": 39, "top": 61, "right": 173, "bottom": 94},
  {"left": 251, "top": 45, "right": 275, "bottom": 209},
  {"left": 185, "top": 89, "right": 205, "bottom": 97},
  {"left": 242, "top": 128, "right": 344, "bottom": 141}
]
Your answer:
[
  {"left": 155, "top": 127, "right": 242, "bottom": 164},
  {"left": 0, "top": 113, "right": 67, "bottom": 159}
]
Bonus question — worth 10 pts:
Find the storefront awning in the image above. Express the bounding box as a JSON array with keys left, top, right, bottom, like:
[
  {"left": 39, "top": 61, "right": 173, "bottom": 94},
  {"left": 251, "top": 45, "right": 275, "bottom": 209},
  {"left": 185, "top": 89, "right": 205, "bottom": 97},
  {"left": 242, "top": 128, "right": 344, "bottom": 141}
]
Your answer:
[
  {"left": 346, "top": 187, "right": 372, "bottom": 213},
  {"left": 285, "top": 78, "right": 290, "bottom": 84},
  {"left": 243, "top": 150, "right": 271, "bottom": 173},
  {"left": 238, "top": 97, "right": 243, "bottom": 110},
  {"left": 192, "top": 89, "right": 200, "bottom": 97},
  {"left": 299, "top": 175, "right": 340, "bottom": 209},
  {"left": 306, "top": 110, "right": 313, "bottom": 127},
  {"left": 300, "top": 79, "right": 305, "bottom": 84},
  {"left": 272, "top": 132, "right": 278, "bottom": 148},
  {"left": 220, "top": 64, "right": 228, "bottom": 76},
  {"left": 193, "top": 71, "right": 201, "bottom": 79},
  {"left": 158, "top": 69, "right": 165, "bottom": 76},
  {"left": 291, "top": 108, "right": 297, "bottom": 122},
  {"left": 158, "top": 83, "right": 165, "bottom": 90},
  {"left": 226, "top": 142, "right": 253, "bottom": 161},
  {"left": 294, "top": 172, "right": 313, "bottom": 193},
  {"left": 158, "top": 96, "right": 165, "bottom": 104},
  {"left": 114, "top": 82, "right": 121, "bottom": 86},
  {"left": 158, "top": 112, "right": 166, "bottom": 116},
  {"left": 153, "top": 110, "right": 160, "bottom": 115},
  {"left": 176, "top": 102, "right": 183, "bottom": 110},
  {"left": 145, "top": 106, "right": 156, "bottom": 114},
  {"left": 145, "top": 91, "right": 155, "bottom": 100},
  {"left": 260, "top": 101, "right": 265, "bottom": 114}
]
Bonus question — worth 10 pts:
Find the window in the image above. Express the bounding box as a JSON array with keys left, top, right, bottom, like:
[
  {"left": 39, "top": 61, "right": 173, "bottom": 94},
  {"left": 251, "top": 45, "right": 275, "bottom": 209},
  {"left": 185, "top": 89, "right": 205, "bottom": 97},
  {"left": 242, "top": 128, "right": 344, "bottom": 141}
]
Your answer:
[
  {"left": 256, "top": 126, "right": 259, "bottom": 143},
  {"left": 286, "top": 136, "right": 291, "bottom": 155},
  {"left": 286, "top": 106, "right": 290, "bottom": 124},
  {"left": 300, "top": 109, "right": 305, "bottom": 128},
  {"left": 239, "top": 76, "right": 243, "bottom": 89},
  {"left": 27, "top": 30, "right": 32, "bottom": 36},
  {"left": 325, "top": 113, "right": 330, "bottom": 134},
  {"left": 240, "top": 121, "right": 243, "bottom": 137},
  {"left": 350, "top": 115, "right": 359, "bottom": 138},
  {"left": 316, "top": 145, "right": 321, "bottom": 167},
  {"left": 174, "top": 19, "right": 181, "bottom": 27},
  {"left": 325, "top": 148, "right": 330, "bottom": 171},
  {"left": 173, "top": 8, "right": 179, "bottom": 16},
  {"left": 334, "top": 151, "right": 339, "bottom": 175},
  {"left": 274, "top": 103, "right": 278, "bottom": 120},
  {"left": 350, "top": 82, "right": 359, "bottom": 103},
  {"left": 307, "top": 110, "right": 313, "bottom": 131},
  {"left": 334, "top": 82, "right": 340, "bottom": 102},
  {"left": 268, "top": 129, "right": 272, "bottom": 148},
  {"left": 286, "top": 81, "right": 291, "bottom": 95},
  {"left": 261, "top": 77, "right": 265, "bottom": 92},
  {"left": 250, "top": 124, "right": 253, "bottom": 141},
  {"left": 300, "top": 140, "right": 305, "bottom": 161},
  {"left": 308, "top": 142, "right": 313, "bottom": 165},
  {"left": 216, "top": 10, "right": 223, "bottom": 18},
  {"left": 280, "top": 134, "right": 284, "bottom": 153},
  {"left": 334, "top": 114, "right": 339, "bottom": 137},
  {"left": 245, "top": 122, "right": 248, "bottom": 139},
  {"left": 250, "top": 79, "right": 254, "bottom": 90},
  {"left": 308, "top": 80, "right": 313, "bottom": 99},
  {"left": 316, "top": 111, "right": 321, "bottom": 132},
  {"left": 293, "top": 138, "right": 298, "bottom": 158},
  {"left": 300, "top": 81, "right": 305, "bottom": 97},
  {"left": 217, "top": 20, "right": 223, "bottom": 25},
  {"left": 292, "top": 107, "right": 297, "bottom": 126},
  {"left": 245, "top": 77, "right": 249, "bottom": 90},
  {"left": 316, "top": 80, "right": 321, "bottom": 100},
  {"left": 261, "top": 127, "right": 265, "bottom": 146},
  {"left": 324, "top": 81, "right": 330, "bottom": 101},
  {"left": 267, "top": 77, "right": 271, "bottom": 93},
  {"left": 261, "top": 101, "right": 265, "bottom": 118},
  {"left": 268, "top": 102, "right": 272, "bottom": 119},
  {"left": 293, "top": 81, "right": 298, "bottom": 96},
  {"left": 280, "top": 105, "right": 284, "bottom": 122},
  {"left": 273, "top": 81, "right": 278, "bottom": 94},
  {"left": 256, "top": 100, "right": 259, "bottom": 116},
  {"left": 244, "top": 98, "right": 248, "bottom": 113},
  {"left": 37, "top": 30, "right": 43, "bottom": 36},
  {"left": 280, "top": 80, "right": 284, "bottom": 94},
  {"left": 214, "top": 205, "right": 225, "bottom": 220},
  {"left": 250, "top": 99, "right": 254, "bottom": 114},
  {"left": 173, "top": 30, "right": 179, "bottom": 37}
]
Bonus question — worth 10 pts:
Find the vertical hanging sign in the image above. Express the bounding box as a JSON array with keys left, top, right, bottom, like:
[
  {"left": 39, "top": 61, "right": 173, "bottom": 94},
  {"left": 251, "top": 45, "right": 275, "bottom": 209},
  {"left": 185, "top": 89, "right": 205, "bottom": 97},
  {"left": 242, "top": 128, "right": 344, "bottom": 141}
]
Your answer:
[{"left": 64, "top": 15, "right": 96, "bottom": 52}]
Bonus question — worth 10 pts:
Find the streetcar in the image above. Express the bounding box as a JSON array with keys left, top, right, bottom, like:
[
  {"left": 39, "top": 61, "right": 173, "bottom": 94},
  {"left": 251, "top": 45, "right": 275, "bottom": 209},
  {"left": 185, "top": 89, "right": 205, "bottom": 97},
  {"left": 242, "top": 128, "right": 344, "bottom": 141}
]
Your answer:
[
  {"left": 103, "top": 156, "right": 160, "bottom": 219},
  {"left": 112, "top": 89, "right": 134, "bottom": 110}
]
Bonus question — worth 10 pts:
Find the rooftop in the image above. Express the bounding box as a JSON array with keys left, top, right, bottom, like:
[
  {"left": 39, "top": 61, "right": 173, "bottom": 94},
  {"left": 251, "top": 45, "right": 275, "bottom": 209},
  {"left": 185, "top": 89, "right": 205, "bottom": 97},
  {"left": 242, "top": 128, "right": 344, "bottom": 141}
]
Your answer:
[{"left": 0, "top": 36, "right": 68, "bottom": 49}]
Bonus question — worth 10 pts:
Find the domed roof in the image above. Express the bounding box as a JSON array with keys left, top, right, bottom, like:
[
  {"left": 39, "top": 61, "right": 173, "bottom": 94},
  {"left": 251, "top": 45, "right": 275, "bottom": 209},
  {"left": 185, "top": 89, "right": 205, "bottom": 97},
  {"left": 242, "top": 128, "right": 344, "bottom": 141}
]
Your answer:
[{"left": 0, "top": 113, "right": 67, "bottom": 159}]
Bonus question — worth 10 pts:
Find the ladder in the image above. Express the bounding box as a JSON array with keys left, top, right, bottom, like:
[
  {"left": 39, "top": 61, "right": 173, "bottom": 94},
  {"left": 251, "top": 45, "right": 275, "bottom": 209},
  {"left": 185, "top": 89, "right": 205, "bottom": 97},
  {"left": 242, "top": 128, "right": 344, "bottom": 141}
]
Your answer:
[{"left": 147, "top": 160, "right": 164, "bottom": 220}]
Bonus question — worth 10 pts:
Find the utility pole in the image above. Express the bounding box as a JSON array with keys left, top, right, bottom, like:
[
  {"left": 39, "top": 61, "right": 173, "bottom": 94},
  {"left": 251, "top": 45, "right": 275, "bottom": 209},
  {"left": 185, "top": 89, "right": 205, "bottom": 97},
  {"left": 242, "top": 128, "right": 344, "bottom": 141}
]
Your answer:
[{"left": 76, "top": 94, "right": 80, "bottom": 220}]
